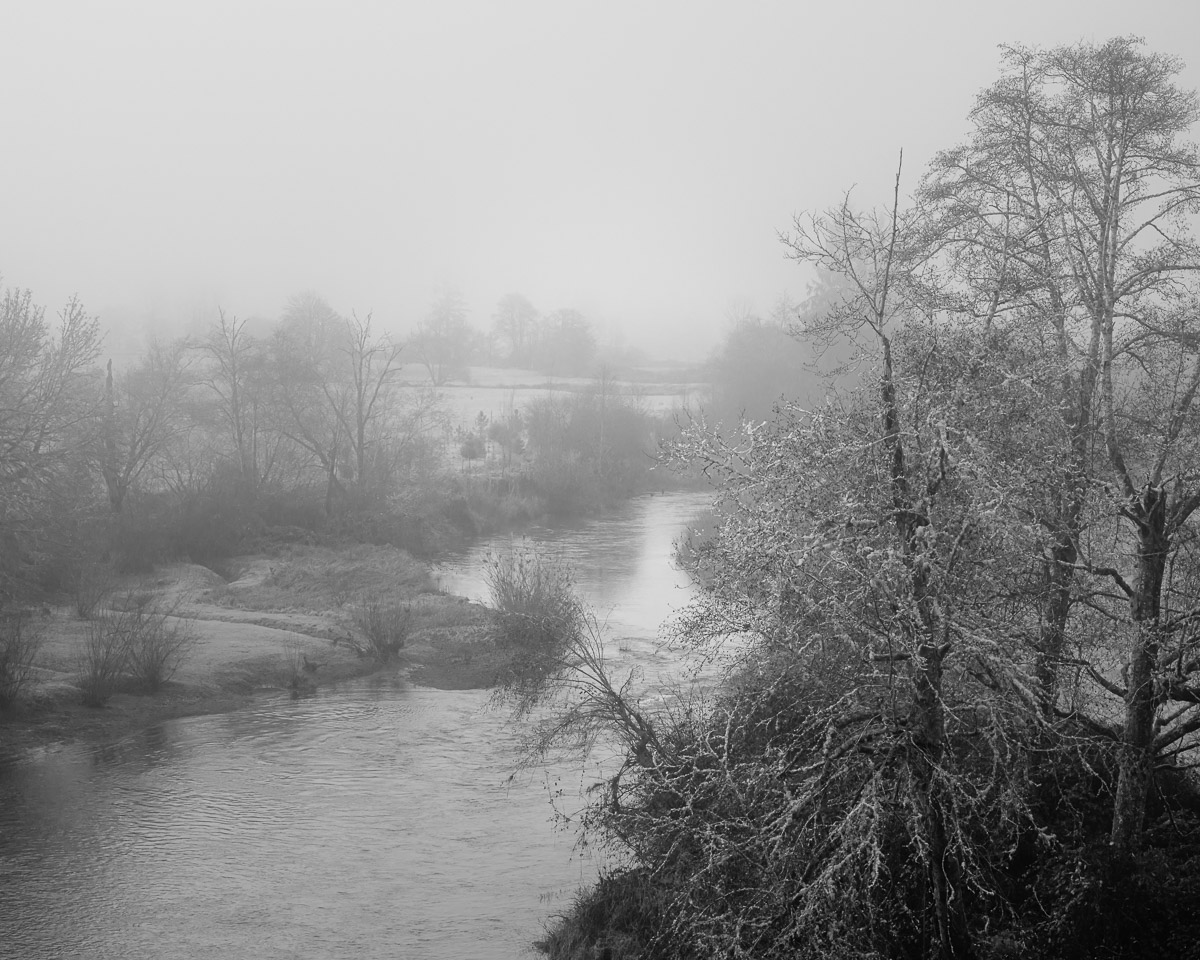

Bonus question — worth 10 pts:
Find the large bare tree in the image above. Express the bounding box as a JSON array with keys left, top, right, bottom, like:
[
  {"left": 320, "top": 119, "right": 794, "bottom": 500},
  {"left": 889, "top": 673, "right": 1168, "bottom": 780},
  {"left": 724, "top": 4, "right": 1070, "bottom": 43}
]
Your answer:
[{"left": 921, "top": 36, "right": 1200, "bottom": 856}]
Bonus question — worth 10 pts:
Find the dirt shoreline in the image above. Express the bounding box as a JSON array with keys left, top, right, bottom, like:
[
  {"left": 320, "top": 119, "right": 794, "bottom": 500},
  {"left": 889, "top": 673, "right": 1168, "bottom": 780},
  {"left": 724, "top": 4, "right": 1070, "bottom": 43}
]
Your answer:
[{"left": 1, "top": 548, "right": 506, "bottom": 758}]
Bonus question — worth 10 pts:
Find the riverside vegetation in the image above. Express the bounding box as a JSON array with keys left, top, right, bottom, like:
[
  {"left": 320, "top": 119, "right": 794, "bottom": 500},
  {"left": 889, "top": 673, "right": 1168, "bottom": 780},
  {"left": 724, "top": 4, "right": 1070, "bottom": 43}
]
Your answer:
[
  {"left": 0, "top": 273, "right": 704, "bottom": 744},
  {"left": 0, "top": 544, "right": 501, "bottom": 753},
  {"left": 517, "top": 37, "right": 1200, "bottom": 960},
  {"left": 5, "top": 31, "right": 1198, "bottom": 960}
]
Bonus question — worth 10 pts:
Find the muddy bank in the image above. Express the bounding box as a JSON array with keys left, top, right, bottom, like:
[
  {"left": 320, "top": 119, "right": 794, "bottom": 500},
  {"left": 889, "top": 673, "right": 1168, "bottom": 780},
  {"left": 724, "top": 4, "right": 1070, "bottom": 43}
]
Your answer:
[{"left": 1, "top": 546, "right": 506, "bottom": 756}]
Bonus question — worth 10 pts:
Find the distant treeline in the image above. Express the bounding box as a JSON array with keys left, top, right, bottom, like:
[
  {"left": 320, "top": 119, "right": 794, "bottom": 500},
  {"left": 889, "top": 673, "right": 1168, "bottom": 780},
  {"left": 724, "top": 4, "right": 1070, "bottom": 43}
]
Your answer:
[{"left": 0, "top": 285, "right": 727, "bottom": 608}]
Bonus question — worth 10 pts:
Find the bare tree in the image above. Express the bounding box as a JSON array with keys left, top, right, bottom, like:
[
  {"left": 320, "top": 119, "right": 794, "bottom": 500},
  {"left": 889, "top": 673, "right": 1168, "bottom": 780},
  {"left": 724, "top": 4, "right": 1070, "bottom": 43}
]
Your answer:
[
  {"left": 335, "top": 312, "right": 404, "bottom": 496},
  {"left": 0, "top": 287, "right": 101, "bottom": 504},
  {"left": 100, "top": 340, "right": 191, "bottom": 513},
  {"left": 921, "top": 36, "right": 1200, "bottom": 856},
  {"left": 491, "top": 292, "right": 538, "bottom": 366},
  {"left": 410, "top": 286, "right": 472, "bottom": 385},
  {"left": 270, "top": 298, "right": 351, "bottom": 516},
  {"left": 782, "top": 164, "right": 979, "bottom": 959},
  {"left": 0, "top": 285, "right": 101, "bottom": 600},
  {"left": 197, "top": 309, "right": 279, "bottom": 498}
]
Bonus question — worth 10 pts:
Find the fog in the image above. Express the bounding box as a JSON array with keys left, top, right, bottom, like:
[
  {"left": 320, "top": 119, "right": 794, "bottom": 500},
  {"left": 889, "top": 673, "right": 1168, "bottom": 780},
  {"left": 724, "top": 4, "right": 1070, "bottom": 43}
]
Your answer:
[{"left": 4, "top": 0, "right": 1198, "bottom": 360}]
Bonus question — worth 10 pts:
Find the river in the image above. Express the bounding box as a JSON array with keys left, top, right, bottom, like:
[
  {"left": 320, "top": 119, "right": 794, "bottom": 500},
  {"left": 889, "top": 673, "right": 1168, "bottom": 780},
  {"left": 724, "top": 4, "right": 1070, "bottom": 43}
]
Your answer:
[{"left": 0, "top": 491, "right": 711, "bottom": 960}]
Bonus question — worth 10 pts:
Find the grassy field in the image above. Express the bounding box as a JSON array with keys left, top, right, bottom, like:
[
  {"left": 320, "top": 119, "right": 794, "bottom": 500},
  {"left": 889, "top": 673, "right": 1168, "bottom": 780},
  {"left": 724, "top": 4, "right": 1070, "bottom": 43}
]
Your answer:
[{"left": 400, "top": 363, "right": 706, "bottom": 431}]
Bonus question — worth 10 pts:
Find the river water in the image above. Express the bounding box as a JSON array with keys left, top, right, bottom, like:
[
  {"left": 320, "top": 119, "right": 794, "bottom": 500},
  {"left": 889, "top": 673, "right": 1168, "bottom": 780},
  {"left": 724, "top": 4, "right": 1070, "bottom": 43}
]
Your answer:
[{"left": 0, "top": 491, "right": 711, "bottom": 960}]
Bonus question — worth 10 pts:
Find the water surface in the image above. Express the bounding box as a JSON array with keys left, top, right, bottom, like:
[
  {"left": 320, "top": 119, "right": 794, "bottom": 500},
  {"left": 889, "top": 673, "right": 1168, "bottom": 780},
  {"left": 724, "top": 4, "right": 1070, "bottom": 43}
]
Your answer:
[{"left": 1, "top": 491, "right": 711, "bottom": 959}]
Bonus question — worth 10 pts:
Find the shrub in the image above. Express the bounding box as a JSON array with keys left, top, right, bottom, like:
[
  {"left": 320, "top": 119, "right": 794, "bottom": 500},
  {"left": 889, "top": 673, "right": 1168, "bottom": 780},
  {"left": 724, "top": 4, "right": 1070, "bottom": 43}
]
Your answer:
[
  {"left": 115, "top": 592, "right": 197, "bottom": 692},
  {"left": 484, "top": 541, "right": 583, "bottom": 651},
  {"left": 70, "top": 561, "right": 116, "bottom": 620},
  {"left": 281, "top": 639, "right": 318, "bottom": 697},
  {"left": 171, "top": 482, "right": 257, "bottom": 564},
  {"left": 76, "top": 591, "right": 197, "bottom": 702},
  {"left": 76, "top": 616, "right": 129, "bottom": 707},
  {"left": 336, "top": 508, "right": 436, "bottom": 557},
  {"left": 350, "top": 594, "right": 412, "bottom": 662},
  {"left": 460, "top": 435, "right": 485, "bottom": 462},
  {"left": 484, "top": 542, "right": 588, "bottom": 715},
  {"left": 259, "top": 485, "right": 326, "bottom": 531},
  {"left": 0, "top": 613, "right": 41, "bottom": 709},
  {"left": 540, "top": 870, "right": 665, "bottom": 960}
]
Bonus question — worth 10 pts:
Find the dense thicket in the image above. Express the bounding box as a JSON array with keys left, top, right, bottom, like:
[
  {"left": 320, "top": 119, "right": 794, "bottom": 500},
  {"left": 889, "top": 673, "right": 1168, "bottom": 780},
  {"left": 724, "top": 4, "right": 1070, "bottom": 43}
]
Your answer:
[{"left": 540, "top": 37, "right": 1200, "bottom": 960}]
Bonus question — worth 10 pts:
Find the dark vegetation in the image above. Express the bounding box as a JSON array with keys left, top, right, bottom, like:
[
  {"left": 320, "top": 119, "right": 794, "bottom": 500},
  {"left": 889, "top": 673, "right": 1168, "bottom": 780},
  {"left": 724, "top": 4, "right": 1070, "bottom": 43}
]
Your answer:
[{"left": 521, "top": 37, "right": 1200, "bottom": 960}]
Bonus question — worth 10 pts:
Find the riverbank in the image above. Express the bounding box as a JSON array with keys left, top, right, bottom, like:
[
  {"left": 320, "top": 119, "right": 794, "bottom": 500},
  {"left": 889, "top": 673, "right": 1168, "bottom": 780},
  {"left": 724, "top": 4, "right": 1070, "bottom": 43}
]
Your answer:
[{"left": 0, "top": 544, "right": 505, "bottom": 756}]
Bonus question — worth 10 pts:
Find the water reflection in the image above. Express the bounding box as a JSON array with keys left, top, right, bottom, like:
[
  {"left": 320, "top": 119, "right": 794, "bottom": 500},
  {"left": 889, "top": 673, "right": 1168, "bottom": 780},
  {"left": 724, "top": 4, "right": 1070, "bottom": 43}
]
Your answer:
[{"left": 436, "top": 491, "right": 710, "bottom": 642}]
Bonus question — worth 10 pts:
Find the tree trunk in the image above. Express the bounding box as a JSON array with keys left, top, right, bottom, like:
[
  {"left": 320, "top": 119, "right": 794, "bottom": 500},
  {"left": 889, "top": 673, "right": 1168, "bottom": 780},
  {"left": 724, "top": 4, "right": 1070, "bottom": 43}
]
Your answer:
[
  {"left": 1036, "top": 358, "right": 1097, "bottom": 710},
  {"left": 1036, "top": 535, "right": 1076, "bottom": 708},
  {"left": 1111, "top": 487, "right": 1167, "bottom": 857},
  {"left": 101, "top": 360, "right": 126, "bottom": 514},
  {"left": 911, "top": 641, "right": 975, "bottom": 960},
  {"left": 883, "top": 337, "right": 974, "bottom": 960},
  {"left": 1111, "top": 624, "right": 1158, "bottom": 858},
  {"left": 324, "top": 452, "right": 344, "bottom": 518}
]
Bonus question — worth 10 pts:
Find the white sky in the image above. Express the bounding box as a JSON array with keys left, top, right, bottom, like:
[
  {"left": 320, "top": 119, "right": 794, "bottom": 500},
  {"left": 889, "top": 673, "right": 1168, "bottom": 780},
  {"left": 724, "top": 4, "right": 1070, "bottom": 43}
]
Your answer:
[{"left": 3, "top": 0, "right": 1199, "bottom": 360}]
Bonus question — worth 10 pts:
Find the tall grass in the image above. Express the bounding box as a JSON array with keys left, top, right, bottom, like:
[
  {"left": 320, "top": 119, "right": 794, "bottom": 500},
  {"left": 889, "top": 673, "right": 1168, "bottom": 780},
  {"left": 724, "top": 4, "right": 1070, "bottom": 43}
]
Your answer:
[
  {"left": 484, "top": 541, "right": 587, "bottom": 715},
  {"left": 350, "top": 593, "right": 412, "bottom": 662},
  {"left": 484, "top": 541, "right": 583, "bottom": 649}
]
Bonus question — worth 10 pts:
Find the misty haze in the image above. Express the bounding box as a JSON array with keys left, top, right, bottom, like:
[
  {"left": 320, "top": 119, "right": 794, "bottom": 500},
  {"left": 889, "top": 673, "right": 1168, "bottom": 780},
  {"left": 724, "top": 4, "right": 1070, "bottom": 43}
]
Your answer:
[{"left": 4, "top": 4, "right": 1200, "bottom": 959}]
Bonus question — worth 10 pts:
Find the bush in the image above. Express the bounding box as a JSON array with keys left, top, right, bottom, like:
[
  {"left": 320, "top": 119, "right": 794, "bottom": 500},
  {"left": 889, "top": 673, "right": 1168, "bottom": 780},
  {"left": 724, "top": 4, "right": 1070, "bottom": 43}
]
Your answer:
[
  {"left": 115, "top": 592, "right": 197, "bottom": 692},
  {"left": 484, "top": 542, "right": 589, "bottom": 716},
  {"left": 110, "top": 495, "right": 176, "bottom": 572},
  {"left": 282, "top": 639, "right": 319, "bottom": 697},
  {"left": 259, "top": 485, "right": 326, "bottom": 531},
  {"left": 0, "top": 613, "right": 41, "bottom": 709},
  {"left": 75, "top": 591, "right": 197, "bottom": 703},
  {"left": 460, "top": 435, "right": 486, "bottom": 462},
  {"left": 70, "top": 561, "right": 116, "bottom": 619},
  {"left": 484, "top": 541, "right": 583, "bottom": 651},
  {"left": 113, "top": 468, "right": 258, "bottom": 571},
  {"left": 76, "top": 616, "right": 129, "bottom": 707},
  {"left": 350, "top": 594, "right": 412, "bottom": 662},
  {"left": 171, "top": 480, "right": 258, "bottom": 565},
  {"left": 540, "top": 870, "right": 665, "bottom": 960}
]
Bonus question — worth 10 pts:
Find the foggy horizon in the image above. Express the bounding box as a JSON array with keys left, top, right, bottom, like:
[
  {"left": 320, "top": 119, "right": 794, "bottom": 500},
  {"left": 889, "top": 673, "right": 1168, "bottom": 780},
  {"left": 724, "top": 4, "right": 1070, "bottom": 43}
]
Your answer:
[{"left": 5, "top": 1, "right": 1199, "bottom": 363}]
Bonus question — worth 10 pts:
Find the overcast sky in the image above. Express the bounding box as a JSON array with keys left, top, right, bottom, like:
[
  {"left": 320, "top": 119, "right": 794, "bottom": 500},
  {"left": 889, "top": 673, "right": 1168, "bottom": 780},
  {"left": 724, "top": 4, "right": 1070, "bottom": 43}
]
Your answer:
[{"left": 3, "top": 0, "right": 1199, "bottom": 361}]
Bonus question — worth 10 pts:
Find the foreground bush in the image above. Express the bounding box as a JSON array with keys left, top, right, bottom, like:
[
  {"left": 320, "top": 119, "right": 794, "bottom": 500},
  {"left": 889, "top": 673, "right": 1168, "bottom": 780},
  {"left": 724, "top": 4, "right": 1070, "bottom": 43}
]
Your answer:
[
  {"left": 484, "top": 542, "right": 589, "bottom": 717},
  {"left": 350, "top": 594, "right": 412, "bottom": 662},
  {"left": 75, "top": 591, "right": 197, "bottom": 704},
  {"left": 76, "top": 615, "right": 130, "bottom": 707},
  {"left": 0, "top": 613, "right": 41, "bottom": 709},
  {"left": 115, "top": 592, "right": 197, "bottom": 692},
  {"left": 539, "top": 870, "right": 665, "bottom": 960},
  {"left": 485, "top": 541, "right": 583, "bottom": 647}
]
